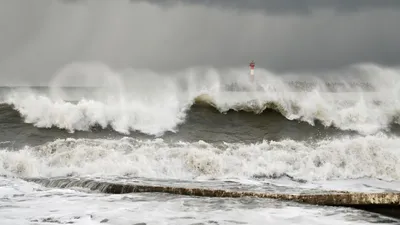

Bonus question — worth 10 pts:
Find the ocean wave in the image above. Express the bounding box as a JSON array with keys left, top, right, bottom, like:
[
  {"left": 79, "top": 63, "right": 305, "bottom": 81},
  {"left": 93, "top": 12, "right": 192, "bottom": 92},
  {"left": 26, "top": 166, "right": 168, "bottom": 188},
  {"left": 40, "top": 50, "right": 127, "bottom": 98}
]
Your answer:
[
  {"left": 1, "top": 134, "right": 400, "bottom": 182},
  {"left": 1, "top": 62, "right": 400, "bottom": 136},
  {"left": 1, "top": 89, "right": 400, "bottom": 136}
]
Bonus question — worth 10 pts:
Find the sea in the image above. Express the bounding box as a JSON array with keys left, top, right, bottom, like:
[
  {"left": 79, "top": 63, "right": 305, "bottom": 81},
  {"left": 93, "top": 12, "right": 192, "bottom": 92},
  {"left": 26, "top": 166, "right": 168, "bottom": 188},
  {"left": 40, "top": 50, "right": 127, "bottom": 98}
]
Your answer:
[{"left": 1, "top": 62, "right": 400, "bottom": 224}]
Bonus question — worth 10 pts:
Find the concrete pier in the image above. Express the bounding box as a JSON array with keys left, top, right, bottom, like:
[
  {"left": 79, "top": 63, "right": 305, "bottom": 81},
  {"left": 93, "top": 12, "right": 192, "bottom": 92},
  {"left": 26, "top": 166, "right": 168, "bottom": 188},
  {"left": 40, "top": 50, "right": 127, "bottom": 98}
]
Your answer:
[{"left": 24, "top": 177, "right": 400, "bottom": 220}]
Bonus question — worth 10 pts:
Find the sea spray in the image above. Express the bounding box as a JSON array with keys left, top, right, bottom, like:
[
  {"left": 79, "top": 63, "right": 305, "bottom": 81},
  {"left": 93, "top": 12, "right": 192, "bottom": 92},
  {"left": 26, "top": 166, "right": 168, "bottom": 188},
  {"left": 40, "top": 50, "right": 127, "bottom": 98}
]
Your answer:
[
  {"left": 1, "top": 134, "right": 399, "bottom": 182},
  {"left": 2, "top": 62, "right": 400, "bottom": 135}
]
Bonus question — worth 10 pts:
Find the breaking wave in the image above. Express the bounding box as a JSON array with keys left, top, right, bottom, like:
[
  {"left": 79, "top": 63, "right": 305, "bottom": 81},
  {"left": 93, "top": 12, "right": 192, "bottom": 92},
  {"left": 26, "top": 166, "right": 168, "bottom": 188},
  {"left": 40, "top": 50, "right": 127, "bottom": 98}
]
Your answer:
[
  {"left": 1, "top": 62, "right": 400, "bottom": 136},
  {"left": 1, "top": 134, "right": 400, "bottom": 182}
]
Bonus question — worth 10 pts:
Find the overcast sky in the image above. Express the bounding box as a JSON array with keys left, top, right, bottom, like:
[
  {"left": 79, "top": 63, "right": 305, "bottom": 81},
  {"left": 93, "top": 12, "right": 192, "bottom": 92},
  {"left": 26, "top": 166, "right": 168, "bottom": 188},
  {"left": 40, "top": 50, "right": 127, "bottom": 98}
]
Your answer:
[{"left": 0, "top": 0, "right": 400, "bottom": 85}]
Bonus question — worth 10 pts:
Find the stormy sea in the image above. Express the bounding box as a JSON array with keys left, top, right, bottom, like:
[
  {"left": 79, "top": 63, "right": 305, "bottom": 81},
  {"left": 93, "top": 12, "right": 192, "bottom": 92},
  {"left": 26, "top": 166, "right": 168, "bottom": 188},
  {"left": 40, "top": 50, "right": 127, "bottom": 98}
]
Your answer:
[{"left": 1, "top": 62, "right": 400, "bottom": 224}]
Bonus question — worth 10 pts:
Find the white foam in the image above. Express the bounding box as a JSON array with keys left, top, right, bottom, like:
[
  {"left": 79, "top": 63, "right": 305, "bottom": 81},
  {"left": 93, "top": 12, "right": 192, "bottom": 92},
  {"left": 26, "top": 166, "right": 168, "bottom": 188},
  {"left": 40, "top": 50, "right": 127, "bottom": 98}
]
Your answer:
[
  {"left": 3, "top": 62, "right": 400, "bottom": 136},
  {"left": 1, "top": 134, "right": 400, "bottom": 186}
]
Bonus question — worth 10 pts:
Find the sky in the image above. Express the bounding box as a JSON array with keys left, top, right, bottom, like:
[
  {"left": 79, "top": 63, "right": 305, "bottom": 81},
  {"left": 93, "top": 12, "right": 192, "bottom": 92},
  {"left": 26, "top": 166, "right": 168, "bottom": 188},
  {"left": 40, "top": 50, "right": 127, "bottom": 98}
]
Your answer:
[{"left": 0, "top": 0, "right": 400, "bottom": 85}]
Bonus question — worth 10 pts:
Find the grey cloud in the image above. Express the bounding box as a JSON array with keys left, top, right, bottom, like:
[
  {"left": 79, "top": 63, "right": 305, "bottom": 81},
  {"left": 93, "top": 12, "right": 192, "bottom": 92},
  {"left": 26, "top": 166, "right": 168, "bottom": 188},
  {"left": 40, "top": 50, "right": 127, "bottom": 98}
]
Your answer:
[
  {"left": 135, "top": 0, "right": 400, "bottom": 14},
  {"left": 0, "top": 1, "right": 400, "bottom": 86}
]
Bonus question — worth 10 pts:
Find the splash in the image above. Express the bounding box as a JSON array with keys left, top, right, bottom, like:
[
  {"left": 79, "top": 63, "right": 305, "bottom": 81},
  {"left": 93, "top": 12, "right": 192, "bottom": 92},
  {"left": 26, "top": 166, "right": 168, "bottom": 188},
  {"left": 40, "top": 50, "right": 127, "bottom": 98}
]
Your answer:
[
  {"left": 1, "top": 134, "right": 400, "bottom": 182},
  {"left": 2, "top": 62, "right": 400, "bottom": 136}
]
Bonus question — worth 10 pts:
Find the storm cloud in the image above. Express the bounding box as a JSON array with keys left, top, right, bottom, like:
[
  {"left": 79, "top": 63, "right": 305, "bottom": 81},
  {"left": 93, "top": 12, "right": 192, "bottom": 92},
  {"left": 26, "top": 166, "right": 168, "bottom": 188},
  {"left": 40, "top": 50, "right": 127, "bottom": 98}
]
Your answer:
[
  {"left": 139, "top": 0, "right": 400, "bottom": 14},
  {"left": 0, "top": 0, "right": 400, "bottom": 85}
]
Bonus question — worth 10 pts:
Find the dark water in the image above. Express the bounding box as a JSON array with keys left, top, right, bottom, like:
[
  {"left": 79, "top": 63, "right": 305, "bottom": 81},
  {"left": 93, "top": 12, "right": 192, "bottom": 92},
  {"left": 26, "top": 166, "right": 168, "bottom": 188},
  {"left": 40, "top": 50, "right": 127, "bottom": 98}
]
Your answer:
[
  {"left": 0, "top": 85, "right": 391, "bottom": 148},
  {"left": 0, "top": 85, "right": 399, "bottom": 183},
  {"left": 0, "top": 101, "right": 369, "bottom": 149},
  {"left": 1, "top": 85, "right": 400, "bottom": 223}
]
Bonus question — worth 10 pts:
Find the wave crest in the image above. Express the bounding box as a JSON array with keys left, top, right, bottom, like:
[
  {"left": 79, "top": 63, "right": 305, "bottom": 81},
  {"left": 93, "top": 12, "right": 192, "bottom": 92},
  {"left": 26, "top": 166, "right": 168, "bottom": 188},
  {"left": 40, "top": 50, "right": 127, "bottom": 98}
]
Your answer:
[
  {"left": 1, "top": 62, "right": 400, "bottom": 136},
  {"left": 1, "top": 134, "right": 400, "bottom": 182}
]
